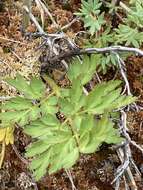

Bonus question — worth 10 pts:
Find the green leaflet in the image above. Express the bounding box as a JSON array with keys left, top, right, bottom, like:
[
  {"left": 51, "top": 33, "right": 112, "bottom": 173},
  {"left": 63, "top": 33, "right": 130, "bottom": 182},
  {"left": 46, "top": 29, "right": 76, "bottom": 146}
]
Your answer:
[
  {"left": 109, "top": 95, "right": 137, "bottom": 110},
  {"left": 79, "top": 134, "right": 102, "bottom": 154},
  {"left": 75, "top": 0, "right": 105, "bottom": 35},
  {"left": 48, "top": 138, "right": 78, "bottom": 174},
  {"left": 61, "top": 89, "right": 70, "bottom": 97},
  {"left": 5, "top": 74, "right": 45, "bottom": 99},
  {"left": 88, "top": 88, "right": 122, "bottom": 114},
  {"left": 24, "top": 118, "right": 59, "bottom": 138},
  {"left": 26, "top": 106, "right": 40, "bottom": 122},
  {"left": 79, "top": 115, "right": 94, "bottom": 137},
  {"left": 1, "top": 97, "right": 32, "bottom": 111},
  {"left": 127, "top": 1, "right": 143, "bottom": 27},
  {"left": 60, "top": 78, "right": 85, "bottom": 115},
  {"left": 62, "top": 147, "right": 79, "bottom": 169},
  {"left": 100, "top": 53, "right": 118, "bottom": 73},
  {"left": 82, "top": 28, "right": 117, "bottom": 73},
  {"left": 28, "top": 137, "right": 78, "bottom": 179},
  {"left": 79, "top": 116, "right": 123, "bottom": 154},
  {"left": 41, "top": 132, "right": 72, "bottom": 144},
  {"left": 59, "top": 98, "right": 75, "bottom": 116},
  {"left": 93, "top": 116, "right": 123, "bottom": 143},
  {"left": 40, "top": 96, "right": 58, "bottom": 115},
  {"left": 46, "top": 96, "right": 58, "bottom": 106},
  {"left": 40, "top": 114, "right": 59, "bottom": 126},
  {"left": 26, "top": 128, "right": 76, "bottom": 179},
  {"left": 73, "top": 115, "right": 83, "bottom": 130},
  {"left": 79, "top": 115, "right": 100, "bottom": 153},
  {"left": 41, "top": 102, "right": 58, "bottom": 115},
  {"left": 115, "top": 25, "right": 143, "bottom": 48},
  {"left": 0, "top": 107, "right": 40, "bottom": 126},
  {"left": 30, "top": 149, "right": 52, "bottom": 180},
  {"left": 97, "top": 27, "right": 114, "bottom": 46},
  {"left": 67, "top": 58, "right": 81, "bottom": 81},
  {"left": 5, "top": 74, "right": 30, "bottom": 95},
  {"left": 84, "top": 13, "right": 105, "bottom": 35},
  {"left": 68, "top": 55, "right": 98, "bottom": 85},
  {"left": 84, "top": 80, "right": 121, "bottom": 110},
  {"left": 79, "top": 131, "right": 90, "bottom": 151},
  {"left": 59, "top": 94, "right": 85, "bottom": 116},
  {"left": 114, "top": 1, "right": 143, "bottom": 49},
  {"left": 69, "top": 79, "right": 83, "bottom": 104},
  {"left": 24, "top": 124, "right": 53, "bottom": 138},
  {"left": 82, "top": 54, "right": 99, "bottom": 84},
  {"left": 26, "top": 140, "right": 51, "bottom": 157},
  {"left": 29, "top": 77, "right": 45, "bottom": 99},
  {"left": 25, "top": 116, "right": 79, "bottom": 179}
]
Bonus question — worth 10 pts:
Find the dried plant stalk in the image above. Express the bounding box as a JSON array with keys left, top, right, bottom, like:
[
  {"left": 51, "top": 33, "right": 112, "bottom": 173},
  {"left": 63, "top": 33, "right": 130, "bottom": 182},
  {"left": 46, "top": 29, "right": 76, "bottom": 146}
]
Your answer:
[{"left": 22, "top": 0, "right": 32, "bottom": 31}]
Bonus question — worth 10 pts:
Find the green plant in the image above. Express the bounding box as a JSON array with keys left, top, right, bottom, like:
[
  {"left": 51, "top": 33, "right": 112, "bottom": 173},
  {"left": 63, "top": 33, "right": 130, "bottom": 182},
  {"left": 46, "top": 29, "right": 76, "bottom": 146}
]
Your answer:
[
  {"left": 105, "top": 1, "right": 120, "bottom": 14},
  {"left": 94, "top": 27, "right": 114, "bottom": 47},
  {"left": 0, "top": 55, "right": 136, "bottom": 180},
  {"left": 77, "top": 0, "right": 143, "bottom": 49},
  {"left": 83, "top": 28, "right": 119, "bottom": 72},
  {"left": 75, "top": 0, "right": 105, "bottom": 35},
  {"left": 100, "top": 53, "right": 118, "bottom": 72},
  {"left": 114, "top": 1, "right": 143, "bottom": 47},
  {"left": 115, "top": 24, "right": 143, "bottom": 48},
  {"left": 76, "top": 0, "right": 143, "bottom": 73},
  {"left": 126, "top": 1, "right": 143, "bottom": 27},
  {"left": 129, "top": 0, "right": 143, "bottom": 5},
  {"left": 91, "top": 28, "right": 119, "bottom": 71}
]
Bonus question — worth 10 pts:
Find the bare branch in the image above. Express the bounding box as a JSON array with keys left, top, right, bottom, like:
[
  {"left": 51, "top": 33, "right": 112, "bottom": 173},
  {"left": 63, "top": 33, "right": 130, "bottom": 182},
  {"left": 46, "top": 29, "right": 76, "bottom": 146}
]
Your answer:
[
  {"left": 23, "top": 5, "right": 45, "bottom": 33},
  {"left": 65, "top": 169, "right": 77, "bottom": 190},
  {"left": 112, "top": 111, "right": 141, "bottom": 190},
  {"left": 82, "top": 46, "right": 143, "bottom": 56},
  {"left": 36, "top": 0, "right": 59, "bottom": 28}
]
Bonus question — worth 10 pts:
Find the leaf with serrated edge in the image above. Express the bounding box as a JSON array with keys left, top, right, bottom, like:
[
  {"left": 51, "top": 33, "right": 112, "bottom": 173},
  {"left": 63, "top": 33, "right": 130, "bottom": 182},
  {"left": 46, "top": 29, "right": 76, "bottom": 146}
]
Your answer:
[
  {"left": 30, "top": 77, "right": 45, "bottom": 99},
  {"left": 69, "top": 79, "right": 83, "bottom": 104},
  {"left": 85, "top": 80, "right": 121, "bottom": 110},
  {"left": 26, "top": 140, "right": 51, "bottom": 157},
  {"left": 2, "top": 97, "right": 32, "bottom": 111},
  {"left": 30, "top": 149, "right": 52, "bottom": 180},
  {"left": 40, "top": 114, "right": 59, "bottom": 126},
  {"left": 63, "top": 147, "right": 79, "bottom": 169}
]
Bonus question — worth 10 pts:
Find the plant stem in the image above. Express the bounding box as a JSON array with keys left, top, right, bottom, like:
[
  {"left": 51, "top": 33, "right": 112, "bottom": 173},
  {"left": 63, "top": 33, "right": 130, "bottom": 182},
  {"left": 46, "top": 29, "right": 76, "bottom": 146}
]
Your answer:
[
  {"left": 0, "top": 141, "right": 6, "bottom": 168},
  {"left": 41, "top": 74, "right": 61, "bottom": 97},
  {"left": 68, "top": 118, "right": 80, "bottom": 147}
]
